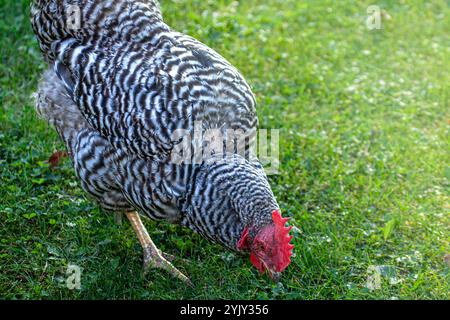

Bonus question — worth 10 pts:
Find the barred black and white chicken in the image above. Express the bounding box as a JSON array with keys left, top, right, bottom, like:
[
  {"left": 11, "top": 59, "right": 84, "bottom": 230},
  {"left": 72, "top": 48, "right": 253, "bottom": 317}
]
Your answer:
[{"left": 31, "top": 0, "right": 293, "bottom": 282}]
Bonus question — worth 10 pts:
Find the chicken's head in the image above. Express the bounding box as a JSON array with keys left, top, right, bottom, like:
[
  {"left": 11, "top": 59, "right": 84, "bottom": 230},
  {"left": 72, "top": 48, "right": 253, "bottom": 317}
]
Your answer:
[{"left": 237, "top": 210, "right": 294, "bottom": 280}]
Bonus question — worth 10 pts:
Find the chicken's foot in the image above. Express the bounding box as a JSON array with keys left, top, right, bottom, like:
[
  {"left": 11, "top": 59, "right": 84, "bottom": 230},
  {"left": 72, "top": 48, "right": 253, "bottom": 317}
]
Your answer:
[{"left": 125, "top": 211, "right": 191, "bottom": 285}]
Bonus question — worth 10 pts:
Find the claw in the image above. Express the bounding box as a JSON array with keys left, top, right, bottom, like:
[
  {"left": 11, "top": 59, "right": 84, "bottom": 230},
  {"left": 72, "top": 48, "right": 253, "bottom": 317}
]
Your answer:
[
  {"left": 143, "top": 247, "right": 192, "bottom": 285},
  {"left": 159, "top": 250, "right": 190, "bottom": 264},
  {"left": 159, "top": 251, "right": 176, "bottom": 262}
]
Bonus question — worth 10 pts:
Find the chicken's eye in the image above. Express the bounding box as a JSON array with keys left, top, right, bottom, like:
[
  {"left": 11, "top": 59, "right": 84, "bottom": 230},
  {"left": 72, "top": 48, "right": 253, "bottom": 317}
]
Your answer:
[{"left": 255, "top": 242, "right": 266, "bottom": 252}]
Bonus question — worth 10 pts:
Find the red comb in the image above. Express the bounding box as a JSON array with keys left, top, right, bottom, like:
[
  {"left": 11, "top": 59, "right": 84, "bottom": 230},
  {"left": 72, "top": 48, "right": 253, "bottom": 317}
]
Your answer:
[{"left": 272, "top": 210, "right": 294, "bottom": 272}]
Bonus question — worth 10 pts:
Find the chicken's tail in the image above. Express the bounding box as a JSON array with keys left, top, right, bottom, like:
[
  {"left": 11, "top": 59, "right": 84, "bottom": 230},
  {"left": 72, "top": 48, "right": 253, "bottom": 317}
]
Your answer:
[
  {"left": 31, "top": 0, "right": 164, "bottom": 62},
  {"left": 34, "top": 68, "right": 87, "bottom": 153}
]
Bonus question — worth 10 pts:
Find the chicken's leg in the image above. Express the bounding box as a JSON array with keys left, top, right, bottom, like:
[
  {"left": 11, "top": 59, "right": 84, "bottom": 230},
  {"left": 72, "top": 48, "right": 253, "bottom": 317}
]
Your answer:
[{"left": 125, "top": 212, "right": 191, "bottom": 284}]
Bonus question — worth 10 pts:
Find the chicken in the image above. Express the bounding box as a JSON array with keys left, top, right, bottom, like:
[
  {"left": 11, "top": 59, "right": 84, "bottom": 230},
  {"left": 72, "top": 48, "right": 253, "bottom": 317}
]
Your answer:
[{"left": 30, "top": 0, "right": 294, "bottom": 282}]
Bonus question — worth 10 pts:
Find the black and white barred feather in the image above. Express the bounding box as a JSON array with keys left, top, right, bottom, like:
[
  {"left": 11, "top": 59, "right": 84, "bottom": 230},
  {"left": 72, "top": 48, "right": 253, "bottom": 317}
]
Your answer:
[{"left": 31, "top": 0, "right": 279, "bottom": 250}]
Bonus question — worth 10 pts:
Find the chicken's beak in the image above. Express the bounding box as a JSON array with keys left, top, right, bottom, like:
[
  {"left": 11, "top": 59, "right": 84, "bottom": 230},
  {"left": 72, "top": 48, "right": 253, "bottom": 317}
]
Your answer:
[
  {"left": 268, "top": 269, "right": 281, "bottom": 282},
  {"left": 261, "top": 259, "right": 281, "bottom": 282}
]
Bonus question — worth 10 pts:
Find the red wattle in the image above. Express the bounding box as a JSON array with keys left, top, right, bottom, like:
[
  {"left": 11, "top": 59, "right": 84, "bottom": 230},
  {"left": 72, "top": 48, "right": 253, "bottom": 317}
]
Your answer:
[
  {"left": 250, "top": 252, "right": 264, "bottom": 273},
  {"left": 237, "top": 227, "right": 250, "bottom": 250}
]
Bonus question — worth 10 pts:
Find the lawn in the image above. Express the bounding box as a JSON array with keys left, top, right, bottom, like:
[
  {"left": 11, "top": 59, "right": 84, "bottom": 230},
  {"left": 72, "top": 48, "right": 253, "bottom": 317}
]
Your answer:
[{"left": 0, "top": 0, "right": 449, "bottom": 299}]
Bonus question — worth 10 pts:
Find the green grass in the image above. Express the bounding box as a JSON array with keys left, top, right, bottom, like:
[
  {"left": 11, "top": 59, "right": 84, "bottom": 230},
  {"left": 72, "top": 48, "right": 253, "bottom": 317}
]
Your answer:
[{"left": 0, "top": 0, "right": 449, "bottom": 299}]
